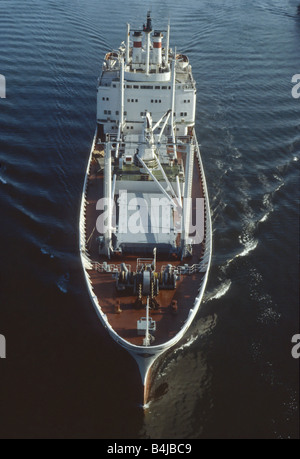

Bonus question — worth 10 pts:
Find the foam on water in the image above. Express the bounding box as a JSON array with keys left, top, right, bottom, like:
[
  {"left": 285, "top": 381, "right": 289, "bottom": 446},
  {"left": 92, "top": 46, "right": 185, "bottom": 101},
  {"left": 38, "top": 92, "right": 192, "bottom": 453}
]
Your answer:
[
  {"left": 57, "top": 273, "right": 70, "bottom": 294},
  {"left": 206, "top": 280, "right": 232, "bottom": 302}
]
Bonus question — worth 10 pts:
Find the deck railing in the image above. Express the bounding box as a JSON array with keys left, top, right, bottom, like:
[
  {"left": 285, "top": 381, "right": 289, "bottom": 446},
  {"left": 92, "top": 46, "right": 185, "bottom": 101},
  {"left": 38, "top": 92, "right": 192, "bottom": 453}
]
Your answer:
[
  {"left": 91, "top": 259, "right": 208, "bottom": 276},
  {"left": 92, "top": 261, "right": 131, "bottom": 274}
]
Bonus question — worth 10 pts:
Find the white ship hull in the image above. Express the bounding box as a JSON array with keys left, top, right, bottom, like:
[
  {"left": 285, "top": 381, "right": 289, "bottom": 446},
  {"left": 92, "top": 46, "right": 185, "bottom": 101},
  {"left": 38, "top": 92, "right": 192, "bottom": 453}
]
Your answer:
[{"left": 78, "top": 12, "right": 212, "bottom": 405}]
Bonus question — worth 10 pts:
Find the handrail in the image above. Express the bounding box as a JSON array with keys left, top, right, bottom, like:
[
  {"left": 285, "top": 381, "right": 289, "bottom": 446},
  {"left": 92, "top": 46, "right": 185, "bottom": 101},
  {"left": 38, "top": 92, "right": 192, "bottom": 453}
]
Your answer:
[
  {"left": 92, "top": 261, "right": 131, "bottom": 273},
  {"left": 92, "top": 259, "right": 207, "bottom": 276},
  {"left": 160, "top": 261, "right": 207, "bottom": 275}
]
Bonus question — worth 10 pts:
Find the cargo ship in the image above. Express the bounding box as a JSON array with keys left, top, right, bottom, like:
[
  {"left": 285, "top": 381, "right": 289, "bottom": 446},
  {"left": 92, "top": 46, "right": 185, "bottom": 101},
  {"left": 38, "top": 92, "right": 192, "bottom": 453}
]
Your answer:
[{"left": 79, "top": 12, "right": 212, "bottom": 405}]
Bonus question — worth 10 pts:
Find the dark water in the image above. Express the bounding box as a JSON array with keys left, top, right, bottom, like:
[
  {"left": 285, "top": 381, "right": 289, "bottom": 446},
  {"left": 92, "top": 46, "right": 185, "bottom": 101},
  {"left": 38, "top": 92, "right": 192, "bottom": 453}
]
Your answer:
[{"left": 0, "top": 0, "right": 299, "bottom": 439}]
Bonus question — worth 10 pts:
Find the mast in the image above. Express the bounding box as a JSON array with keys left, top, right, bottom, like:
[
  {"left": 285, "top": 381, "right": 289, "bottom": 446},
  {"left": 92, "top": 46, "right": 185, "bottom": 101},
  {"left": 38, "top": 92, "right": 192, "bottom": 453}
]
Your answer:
[
  {"left": 170, "top": 53, "right": 177, "bottom": 148},
  {"left": 120, "top": 58, "right": 125, "bottom": 132},
  {"left": 181, "top": 144, "right": 194, "bottom": 259},
  {"left": 143, "top": 297, "right": 151, "bottom": 347},
  {"left": 100, "top": 142, "right": 113, "bottom": 259},
  {"left": 143, "top": 11, "right": 152, "bottom": 75},
  {"left": 126, "top": 23, "right": 130, "bottom": 65},
  {"left": 115, "top": 58, "right": 125, "bottom": 159},
  {"left": 166, "top": 21, "right": 170, "bottom": 65}
]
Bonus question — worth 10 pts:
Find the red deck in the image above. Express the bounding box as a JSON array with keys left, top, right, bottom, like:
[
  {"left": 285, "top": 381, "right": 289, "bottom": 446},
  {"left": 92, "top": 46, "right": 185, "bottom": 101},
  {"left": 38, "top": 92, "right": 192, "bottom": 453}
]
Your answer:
[{"left": 84, "top": 136, "right": 207, "bottom": 346}]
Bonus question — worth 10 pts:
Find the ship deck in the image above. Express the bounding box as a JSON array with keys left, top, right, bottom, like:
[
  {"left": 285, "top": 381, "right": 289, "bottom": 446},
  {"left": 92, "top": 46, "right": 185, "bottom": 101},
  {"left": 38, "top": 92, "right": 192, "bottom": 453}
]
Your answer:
[{"left": 84, "top": 133, "right": 208, "bottom": 347}]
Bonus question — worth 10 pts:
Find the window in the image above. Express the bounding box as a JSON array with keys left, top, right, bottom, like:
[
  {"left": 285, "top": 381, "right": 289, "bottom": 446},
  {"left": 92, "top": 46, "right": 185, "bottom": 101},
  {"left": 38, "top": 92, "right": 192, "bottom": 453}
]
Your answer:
[
  {"left": 116, "top": 111, "right": 119, "bottom": 115},
  {"left": 162, "top": 86, "right": 167, "bottom": 89},
  {"left": 124, "top": 111, "right": 127, "bottom": 115},
  {"left": 127, "top": 99, "right": 130, "bottom": 102},
  {"left": 131, "top": 99, "right": 134, "bottom": 102},
  {"left": 141, "top": 85, "right": 153, "bottom": 89},
  {"left": 104, "top": 110, "right": 107, "bottom": 114},
  {"left": 135, "top": 99, "right": 138, "bottom": 102},
  {"left": 134, "top": 85, "right": 139, "bottom": 89},
  {"left": 126, "top": 85, "right": 132, "bottom": 89},
  {"left": 106, "top": 97, "right": 109, "bottom": 101},
  {"left": 155, "top": 86, "right": 160, "bottom": 89}
]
